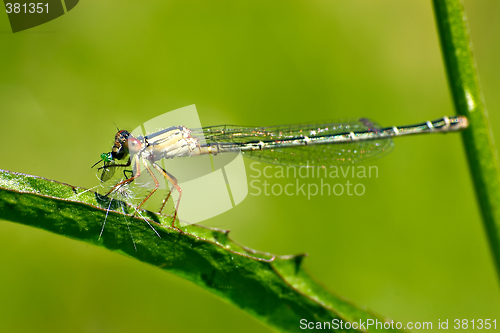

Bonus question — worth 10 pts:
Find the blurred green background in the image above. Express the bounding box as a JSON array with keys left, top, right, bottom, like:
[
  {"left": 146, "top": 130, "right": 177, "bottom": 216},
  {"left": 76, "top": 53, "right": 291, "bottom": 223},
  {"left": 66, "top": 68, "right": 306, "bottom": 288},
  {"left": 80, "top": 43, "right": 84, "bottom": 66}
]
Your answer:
[{"left": 1, "top": 0, "right": 499, "bottom": 332}]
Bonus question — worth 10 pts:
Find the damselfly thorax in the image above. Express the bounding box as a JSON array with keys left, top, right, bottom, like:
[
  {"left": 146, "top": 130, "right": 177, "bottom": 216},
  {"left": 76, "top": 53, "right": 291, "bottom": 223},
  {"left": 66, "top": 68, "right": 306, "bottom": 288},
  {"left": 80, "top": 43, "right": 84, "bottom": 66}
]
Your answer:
[{"left": 92, "top": 115, "right": 469, "bottom": 226}]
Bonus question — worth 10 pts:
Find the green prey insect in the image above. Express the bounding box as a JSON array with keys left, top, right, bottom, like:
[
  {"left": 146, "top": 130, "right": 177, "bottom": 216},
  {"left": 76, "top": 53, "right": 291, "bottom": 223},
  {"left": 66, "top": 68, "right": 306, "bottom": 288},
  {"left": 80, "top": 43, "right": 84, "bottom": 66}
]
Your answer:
[{"left": 92, "top": 115, "right": 469, "bottom": 226}]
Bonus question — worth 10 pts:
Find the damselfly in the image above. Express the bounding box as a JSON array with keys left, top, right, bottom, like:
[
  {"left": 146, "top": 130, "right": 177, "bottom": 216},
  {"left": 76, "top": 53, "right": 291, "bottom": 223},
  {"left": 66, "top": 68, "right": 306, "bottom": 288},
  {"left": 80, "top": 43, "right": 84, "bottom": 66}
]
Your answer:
[{"left": 92, "top": 115, "right": 468, "bottom": 226}]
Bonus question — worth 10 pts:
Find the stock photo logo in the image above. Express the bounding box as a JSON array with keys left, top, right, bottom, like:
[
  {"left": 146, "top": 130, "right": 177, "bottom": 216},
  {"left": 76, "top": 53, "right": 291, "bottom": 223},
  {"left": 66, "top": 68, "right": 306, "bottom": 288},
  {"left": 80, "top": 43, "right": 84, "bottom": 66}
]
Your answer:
[
  {"left": 3, "top": 0, "right": 78, "bottom": 32},
  {"left": 248, "top": 162, "right": 379, "bottom": 200}
]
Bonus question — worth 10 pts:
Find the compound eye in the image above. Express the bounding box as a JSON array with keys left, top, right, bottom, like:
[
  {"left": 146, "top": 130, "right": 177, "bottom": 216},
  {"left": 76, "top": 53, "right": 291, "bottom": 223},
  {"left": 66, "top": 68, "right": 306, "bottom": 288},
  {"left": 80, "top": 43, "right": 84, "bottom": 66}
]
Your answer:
[
  {"left": 100, "top": 152, "right": 113, "bottom": 162},
  {"left": 128, "top": 138, "right": 142, "bottom": 154}
]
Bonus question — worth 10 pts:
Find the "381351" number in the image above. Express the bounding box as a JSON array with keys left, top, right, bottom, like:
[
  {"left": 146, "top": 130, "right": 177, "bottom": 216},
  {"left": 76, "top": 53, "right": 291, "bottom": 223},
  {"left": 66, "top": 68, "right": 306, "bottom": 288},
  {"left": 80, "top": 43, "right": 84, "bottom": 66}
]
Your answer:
[{"left": 5, "top": 3, "right": 49, "bottom": 14}]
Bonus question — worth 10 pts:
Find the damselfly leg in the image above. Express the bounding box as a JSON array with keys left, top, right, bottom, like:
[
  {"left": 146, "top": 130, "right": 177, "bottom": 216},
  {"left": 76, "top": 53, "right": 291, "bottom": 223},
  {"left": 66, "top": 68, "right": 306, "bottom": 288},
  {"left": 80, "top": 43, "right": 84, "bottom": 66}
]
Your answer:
[
  {"left": 151, "top": 163, "right": 182, "bottom": 225},
  {"left": 97, "top": 153, "right": 182, "bottom": 227}
]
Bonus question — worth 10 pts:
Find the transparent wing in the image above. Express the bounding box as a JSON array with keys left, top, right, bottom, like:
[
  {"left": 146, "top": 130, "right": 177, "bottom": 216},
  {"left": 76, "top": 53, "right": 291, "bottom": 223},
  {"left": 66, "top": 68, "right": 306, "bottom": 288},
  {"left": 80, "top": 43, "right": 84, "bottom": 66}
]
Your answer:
[
  {"left": 192, "top": 118, "right": 394, "bottom": 167},
  {"left": 100, "top": 162, "right": 117, "bottom": 182},
  {"left": 242, "top": 140, "right": 393, "bottom": 167}
]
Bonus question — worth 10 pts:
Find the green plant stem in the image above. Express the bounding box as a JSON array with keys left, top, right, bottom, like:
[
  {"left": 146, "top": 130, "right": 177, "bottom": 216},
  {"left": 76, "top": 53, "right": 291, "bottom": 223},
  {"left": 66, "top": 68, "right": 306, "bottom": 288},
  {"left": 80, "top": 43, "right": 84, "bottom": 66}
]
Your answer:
[
  {"left": 0, "top": 170, "right": 405, "bottom": 333},
  {"left": 433, "top": 0, "right": 500, "bottom": 282}
]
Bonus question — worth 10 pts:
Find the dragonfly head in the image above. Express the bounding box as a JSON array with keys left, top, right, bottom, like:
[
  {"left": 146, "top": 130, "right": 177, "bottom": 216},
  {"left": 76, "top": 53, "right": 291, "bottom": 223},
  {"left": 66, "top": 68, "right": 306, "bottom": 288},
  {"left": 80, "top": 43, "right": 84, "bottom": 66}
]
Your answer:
[{"left": 127, "top": 137, "right": 142, "bottom": 154}]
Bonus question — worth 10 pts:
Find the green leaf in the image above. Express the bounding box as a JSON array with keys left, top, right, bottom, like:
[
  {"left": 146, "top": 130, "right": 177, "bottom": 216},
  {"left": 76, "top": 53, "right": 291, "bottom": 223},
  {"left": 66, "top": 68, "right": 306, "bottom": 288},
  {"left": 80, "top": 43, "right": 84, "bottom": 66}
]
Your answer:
[
  {"left": 0, "top": 169, "right": 405, "bottom": 332},
  {"left": 433, "top": 0, "right": 500, "bottom": 282}
]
